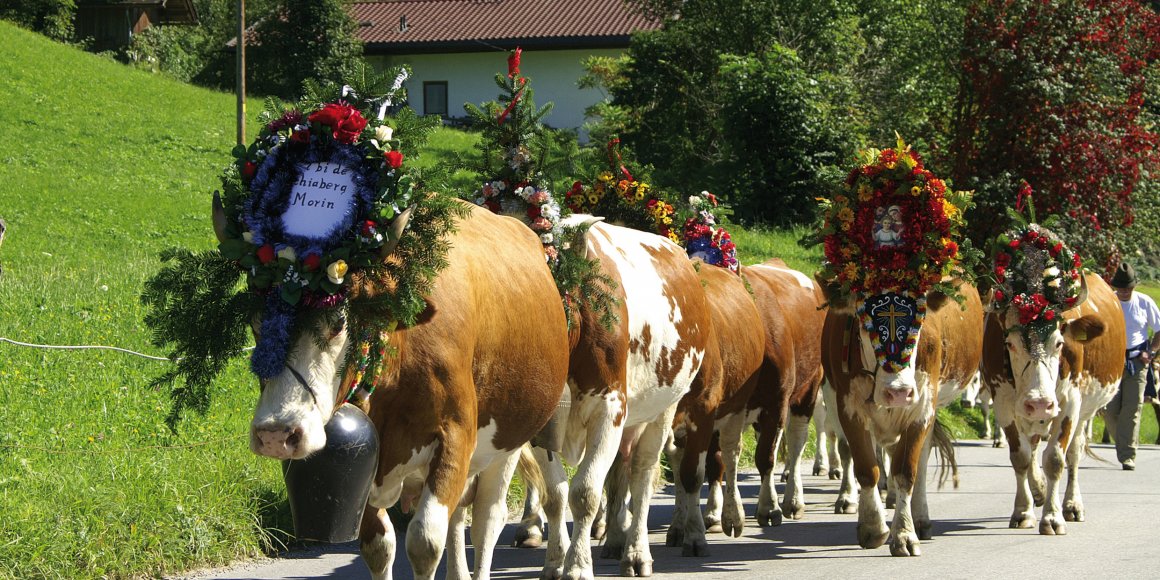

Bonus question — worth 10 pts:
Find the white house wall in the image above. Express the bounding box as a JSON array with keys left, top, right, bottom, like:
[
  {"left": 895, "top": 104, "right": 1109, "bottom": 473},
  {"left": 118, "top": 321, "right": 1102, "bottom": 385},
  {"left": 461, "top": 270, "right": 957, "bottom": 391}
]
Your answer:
[{"left": 369, "top": 48, "right": 623, "bottom": 139}]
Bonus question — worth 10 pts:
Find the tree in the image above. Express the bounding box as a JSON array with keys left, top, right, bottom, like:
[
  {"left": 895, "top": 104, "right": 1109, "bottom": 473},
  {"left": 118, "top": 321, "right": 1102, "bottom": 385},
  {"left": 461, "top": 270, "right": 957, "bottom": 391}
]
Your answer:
[
  {"left": 953, "top": 0, "right": 1160, "bottom": 272},
  {"left": 0, "top": 0, "right": 75, "bottom": 42},
  {"left": 248, "top": 0, "right": 363, "bottom": 98}
]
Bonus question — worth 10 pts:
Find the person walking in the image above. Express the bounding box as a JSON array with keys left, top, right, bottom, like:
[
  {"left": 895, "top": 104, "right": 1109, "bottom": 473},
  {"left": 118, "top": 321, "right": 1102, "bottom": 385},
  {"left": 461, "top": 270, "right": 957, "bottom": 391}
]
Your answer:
[{"left": 1105, "top": 261, "right": 1160, "bottom": 470}]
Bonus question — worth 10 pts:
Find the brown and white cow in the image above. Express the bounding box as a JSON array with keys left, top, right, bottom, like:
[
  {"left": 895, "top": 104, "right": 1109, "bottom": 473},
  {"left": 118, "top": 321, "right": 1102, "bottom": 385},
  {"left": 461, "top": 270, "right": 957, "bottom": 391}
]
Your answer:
[
  {"left": 701, "top": 259, "right": 826, "bottom": 533},
  {"left": 664, "top": 258, "right": 765, "bottom": 555},
  {"left": 820, "top": 280, "right": 983, "bottom": 556},
  {"left": 524, "top": 218, "right": 712, "bottom": 578},
  {"left": 233, "top": 201, "right": 570, "bottom": 580},
  {"left": 981, "top": 272, "right": 1124, "bottom": 534}
]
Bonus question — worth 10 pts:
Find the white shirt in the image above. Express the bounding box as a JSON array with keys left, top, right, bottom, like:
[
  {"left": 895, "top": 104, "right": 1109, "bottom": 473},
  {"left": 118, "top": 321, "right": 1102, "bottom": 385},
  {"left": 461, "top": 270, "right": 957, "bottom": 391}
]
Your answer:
[{"left": 1119, "top": 291, "right": 1160, "bottom": 348}]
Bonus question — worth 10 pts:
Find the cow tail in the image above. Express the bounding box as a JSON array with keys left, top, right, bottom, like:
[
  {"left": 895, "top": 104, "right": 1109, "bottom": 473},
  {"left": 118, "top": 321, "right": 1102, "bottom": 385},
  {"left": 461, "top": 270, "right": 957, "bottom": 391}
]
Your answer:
[
  {"left": 517, "top": 444, "right": 548, "bottom": 498},
  {"left": 931, "top": 417, "right": 960, "bottom": 490},
  {"left": 1081, "top": 419, "right": 1112, "bottom": 464}
]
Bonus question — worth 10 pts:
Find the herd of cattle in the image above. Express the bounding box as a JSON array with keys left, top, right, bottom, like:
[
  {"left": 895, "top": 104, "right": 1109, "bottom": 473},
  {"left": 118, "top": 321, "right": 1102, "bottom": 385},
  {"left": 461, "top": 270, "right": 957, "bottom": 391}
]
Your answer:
[{"left": 238, "top": 203, "right": 1126, "bottom": 580}]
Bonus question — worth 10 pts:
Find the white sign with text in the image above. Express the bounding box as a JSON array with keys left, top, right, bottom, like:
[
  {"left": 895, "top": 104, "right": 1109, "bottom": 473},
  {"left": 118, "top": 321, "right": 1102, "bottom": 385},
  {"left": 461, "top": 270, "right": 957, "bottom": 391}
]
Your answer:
[{"left": 281, "top": 162, "right": 358, "bottom": 239}]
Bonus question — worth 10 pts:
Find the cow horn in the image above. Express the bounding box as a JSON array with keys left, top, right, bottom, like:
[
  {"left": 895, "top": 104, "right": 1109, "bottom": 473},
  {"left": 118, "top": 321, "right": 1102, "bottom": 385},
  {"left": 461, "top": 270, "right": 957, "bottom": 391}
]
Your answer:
[
  {"left": 1073, "top": 271, "right": 1090, "bottom": 310},
  {"left": 380, "top": 205, "right": 415, "bottom": 258},
  {"left": 212, "top": 191, "right": 229, "bottom": 244}
]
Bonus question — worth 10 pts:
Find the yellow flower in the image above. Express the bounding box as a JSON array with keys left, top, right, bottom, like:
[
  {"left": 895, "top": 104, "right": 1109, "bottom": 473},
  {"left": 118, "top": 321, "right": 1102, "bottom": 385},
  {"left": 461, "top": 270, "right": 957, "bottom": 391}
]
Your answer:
[
  {"left": 910, "top": 186, "right": 921, "bottom": 196},
  {"left": 662, "top": 216, "right": 673, "bottom": 225},
  {"left": 842, "top": 262, "right": 859, "bottom": 280},
  {"left": 834, "top": 195, "right": 849, "bottom": 206},
  {"left": 587, "top": 195, "right": 600, "bottom": 205},
  {"left": 857, "top": 185, "right": 872, "bottom": 202},
  {"left": 838, "top": 207, "right": 854, "bottom": 224},
  {"left": 942, "top": 199, "right": 959, "bottom": 219},
  {"left": 327, "top": 260, "right": 348, "bottom": 284},
  {"left": 598, "top": 171, "right": 614, "bottom": 183},
  {"left": 885, "top": 161, "right": 896, "bottom": 170},
  {"left": 669, "top": 232, "right": 681, "bottom": 243}
]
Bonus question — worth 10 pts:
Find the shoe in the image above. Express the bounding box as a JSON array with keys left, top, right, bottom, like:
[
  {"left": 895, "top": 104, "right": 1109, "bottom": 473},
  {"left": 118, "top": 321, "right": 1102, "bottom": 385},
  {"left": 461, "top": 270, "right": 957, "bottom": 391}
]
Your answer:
[{"left": 1123, "top": 460, "right": 1136, "bottom": 471}]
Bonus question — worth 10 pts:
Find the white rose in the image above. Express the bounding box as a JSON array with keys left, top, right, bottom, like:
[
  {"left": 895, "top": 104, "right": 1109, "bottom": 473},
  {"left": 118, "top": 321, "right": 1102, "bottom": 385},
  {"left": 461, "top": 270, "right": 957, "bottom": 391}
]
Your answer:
[
  {"left": 242, "top": 231, "right": 254, "bottom": 243},
  {"left": 376, "top": 125, "right": 394, "bottom": 142},
  {"left": 540, "top": 233, "right": 554, "bottom": 244},
  {"left": 1047, "top": 278, "right": 1062, "bottom": 288},
  {"left": 277, "top": 246, "right": 296, "bottom": 261},
  {"left": 1044, "top": 266, "right": 1061, "bottom": 278}
]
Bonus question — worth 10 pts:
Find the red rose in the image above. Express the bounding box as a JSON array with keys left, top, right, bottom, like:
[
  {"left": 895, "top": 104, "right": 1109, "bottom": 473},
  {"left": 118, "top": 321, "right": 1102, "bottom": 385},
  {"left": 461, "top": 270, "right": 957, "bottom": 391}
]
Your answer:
[
  {"left": 309, "top": 102, "right": 367, "bottom": 144},
  {"left": 242, "top": 161, "right": 257, "bottom": 180},
  {"left": 361, "top": 220, "right": 377, "bottom": 236},
  {"left": 1009, "top": 239, "right": 1021, "bottom": 249},
  {"left": 526, "top": 205, "right": 542, "bottom": 219},
  {"left": 256, "top": 244, "right": 276, "bottom": 264},
  {"left": 994, "top": 289, "right": 1005, "bottom": 302},
  {"left": 385, "top": 150, "right": 404, "bottom": 169},
  {"left": 302, "top": 253, "right": 321, "bottom": 271},
  {"left": 290, "top": 129, "right": 310, "bottom": 143},
  {"left": 483, "top": 199, "right": 501, "bottom": 213},
  {"left": 1045, "top": 309, "right": 1056, "bottom": 321}
]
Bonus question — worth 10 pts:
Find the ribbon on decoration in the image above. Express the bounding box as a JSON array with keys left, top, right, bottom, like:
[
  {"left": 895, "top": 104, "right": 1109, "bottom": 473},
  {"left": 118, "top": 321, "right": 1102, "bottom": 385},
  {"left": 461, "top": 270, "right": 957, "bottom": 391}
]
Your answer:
[
  {"left": 496, "top": 80, "right": 527, "bottom": 126},
  {"left": 378, "top": 69, "right": 410, "bottom": 120},
  {"left": 607, "top": 138, "right": 634, "bottom": 182}
]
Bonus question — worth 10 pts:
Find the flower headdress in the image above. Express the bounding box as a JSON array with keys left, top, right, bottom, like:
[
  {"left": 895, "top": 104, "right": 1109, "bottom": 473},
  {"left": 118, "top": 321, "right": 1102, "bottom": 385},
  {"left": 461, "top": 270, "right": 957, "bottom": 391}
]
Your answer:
[
  {"left": 991, "top": 200, "right": 1083, "bottom": 345},
  {"left": 143, "top": 70, "right": 460, "bottom": 425},
  {"left": 682, "top": 192, "right": 738, "bottom": 273}
]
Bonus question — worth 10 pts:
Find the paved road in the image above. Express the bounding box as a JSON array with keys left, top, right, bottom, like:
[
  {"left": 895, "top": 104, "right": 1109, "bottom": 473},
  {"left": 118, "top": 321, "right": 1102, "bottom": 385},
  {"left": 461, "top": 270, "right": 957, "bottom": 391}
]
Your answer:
[{"left": 185, "top": 441, "right": 1160, "bottom": 579}]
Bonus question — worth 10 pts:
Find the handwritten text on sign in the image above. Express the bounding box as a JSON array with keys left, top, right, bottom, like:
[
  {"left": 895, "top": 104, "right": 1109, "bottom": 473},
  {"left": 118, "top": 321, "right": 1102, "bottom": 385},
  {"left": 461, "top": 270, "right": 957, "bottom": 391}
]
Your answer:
[{"left": 281, "top": 162, "right": 358, "bottom": 239}]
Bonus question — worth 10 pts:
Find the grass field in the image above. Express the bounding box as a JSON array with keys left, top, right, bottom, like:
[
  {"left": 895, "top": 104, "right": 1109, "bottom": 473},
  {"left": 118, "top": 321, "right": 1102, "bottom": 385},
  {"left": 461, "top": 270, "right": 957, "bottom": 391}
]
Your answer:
[{"left": 1, "top": 21, "right": 1157, "bottom": 578}]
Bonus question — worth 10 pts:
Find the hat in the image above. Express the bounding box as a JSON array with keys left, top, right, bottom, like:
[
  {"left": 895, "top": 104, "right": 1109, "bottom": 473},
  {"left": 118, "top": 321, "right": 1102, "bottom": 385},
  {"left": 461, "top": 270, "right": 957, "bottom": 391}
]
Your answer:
[{"left": 1111, "top": 261, "right": 1138, "bottom": 289}]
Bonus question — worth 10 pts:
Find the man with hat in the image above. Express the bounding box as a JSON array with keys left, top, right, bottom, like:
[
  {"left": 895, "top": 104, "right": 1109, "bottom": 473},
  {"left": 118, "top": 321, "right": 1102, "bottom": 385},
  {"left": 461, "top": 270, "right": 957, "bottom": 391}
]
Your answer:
[{"left": 1105, "top": 261, "right": 1160, "bottom": 470}]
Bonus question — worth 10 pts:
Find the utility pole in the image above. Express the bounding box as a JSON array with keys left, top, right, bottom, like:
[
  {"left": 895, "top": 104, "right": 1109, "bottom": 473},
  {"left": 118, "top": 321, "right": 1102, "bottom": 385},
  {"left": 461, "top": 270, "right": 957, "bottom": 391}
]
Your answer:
[{"left": 236, "top": 0, "right": 246, "bottom": 146}]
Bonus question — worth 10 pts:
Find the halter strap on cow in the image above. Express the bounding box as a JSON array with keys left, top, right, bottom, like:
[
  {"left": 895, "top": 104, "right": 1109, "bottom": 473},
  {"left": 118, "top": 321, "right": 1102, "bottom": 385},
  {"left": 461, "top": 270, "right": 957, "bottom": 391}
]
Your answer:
[{"left": 285, "top": 363, "right": 320, "bottom": 408}]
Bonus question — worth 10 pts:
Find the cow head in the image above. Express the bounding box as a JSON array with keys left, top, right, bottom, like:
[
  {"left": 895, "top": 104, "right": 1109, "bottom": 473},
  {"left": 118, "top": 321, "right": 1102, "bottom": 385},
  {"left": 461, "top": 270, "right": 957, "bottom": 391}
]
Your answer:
[
  {"left": 993, "top": 275, "right": 1104, "bottom": 423},
  {"left": 213, "top": 194, "right": 408, "bottom": 460}
]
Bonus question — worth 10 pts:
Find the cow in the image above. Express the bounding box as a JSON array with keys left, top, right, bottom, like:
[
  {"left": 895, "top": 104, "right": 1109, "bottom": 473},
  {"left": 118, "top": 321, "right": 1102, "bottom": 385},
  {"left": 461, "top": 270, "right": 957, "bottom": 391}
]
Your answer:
[
  {"left": 820, "top": 280, "right": 983, "bottom": 556},
  {"left": 700, "top": 260, "right": 826, "bottom": 534},
  {"left": 229, "top": 200, "right": 571, "bottom": 580},
  {"left": 981, "top": 271, "right": 1124, "bottom": 535},
  {"left": 522, "top": 218, "right": 712, "bottom": 579},
  {"left": 811, "top": 389, "right": 843, "bottom": 479},
  {"left": 960, "top": 371, "right": 1004, "bottom": 447},
  {"left": 664, "top": 258, "right": 765, "bottom": 555}
]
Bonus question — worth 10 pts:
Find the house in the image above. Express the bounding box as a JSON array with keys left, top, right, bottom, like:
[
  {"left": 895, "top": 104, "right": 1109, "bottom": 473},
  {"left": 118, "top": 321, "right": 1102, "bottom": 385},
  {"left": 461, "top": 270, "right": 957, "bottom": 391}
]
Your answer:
[
  {"left": 75, "top": 0, "right": 199, "bottom": 53},
  {"left": 350, "top": 0, "right": 660, "bottom": 134}
]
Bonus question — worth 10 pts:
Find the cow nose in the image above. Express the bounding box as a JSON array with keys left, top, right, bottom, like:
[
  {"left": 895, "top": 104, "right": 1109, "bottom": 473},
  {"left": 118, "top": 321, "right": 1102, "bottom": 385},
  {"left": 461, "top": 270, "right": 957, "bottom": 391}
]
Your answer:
[
  {"left": 882, "top": 387, "right": 914, "bottom": 407},
  {"left": 252, "top": 426, "right": 305, "bottom": 459},
  {"left": 1022, "top": 398, "right": 1057, "bottom": 421}
]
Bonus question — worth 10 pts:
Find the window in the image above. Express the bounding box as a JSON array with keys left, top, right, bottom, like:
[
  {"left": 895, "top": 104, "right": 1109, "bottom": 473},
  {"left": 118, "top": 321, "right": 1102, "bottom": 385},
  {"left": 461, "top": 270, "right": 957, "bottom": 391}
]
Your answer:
[{"left": 424, "top": 81, "right": 448, "bottom": 117}]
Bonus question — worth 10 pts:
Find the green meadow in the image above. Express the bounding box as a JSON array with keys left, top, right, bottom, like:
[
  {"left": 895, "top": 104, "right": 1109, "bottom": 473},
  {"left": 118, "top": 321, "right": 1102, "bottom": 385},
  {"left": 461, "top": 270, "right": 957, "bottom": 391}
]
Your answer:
[{"left": 0, "top": 21, "right": 1156, "bottom": 578}]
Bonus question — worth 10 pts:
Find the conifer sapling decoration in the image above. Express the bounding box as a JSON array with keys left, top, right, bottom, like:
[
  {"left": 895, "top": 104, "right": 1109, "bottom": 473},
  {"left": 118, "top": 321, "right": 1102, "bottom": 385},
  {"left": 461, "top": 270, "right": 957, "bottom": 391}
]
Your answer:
[
  {"left": 142, "top": 68, "right": 461, "bottom": 427},
  {"left": 465, "top": 49, "right": 617, "bottom": 327}
]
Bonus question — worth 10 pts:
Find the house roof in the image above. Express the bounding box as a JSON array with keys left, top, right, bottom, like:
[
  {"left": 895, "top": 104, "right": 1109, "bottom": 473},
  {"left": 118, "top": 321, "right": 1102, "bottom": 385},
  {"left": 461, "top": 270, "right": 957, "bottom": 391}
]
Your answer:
[{"left": 350, "top": 0, "right": 661, "bottom": 53}]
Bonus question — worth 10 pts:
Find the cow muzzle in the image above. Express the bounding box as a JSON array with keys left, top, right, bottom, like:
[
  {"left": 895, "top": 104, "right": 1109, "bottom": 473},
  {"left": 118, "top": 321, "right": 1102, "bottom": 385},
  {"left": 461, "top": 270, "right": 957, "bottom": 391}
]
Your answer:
[
  {"left": 252, "top": 425, "right": 308, "bottom": 460},
  {"left": 1021, "top": 396, "right": 1058, "bottom": 421},
  {"left": 879, "top": 386, "right": 916, "bottom": 407}
]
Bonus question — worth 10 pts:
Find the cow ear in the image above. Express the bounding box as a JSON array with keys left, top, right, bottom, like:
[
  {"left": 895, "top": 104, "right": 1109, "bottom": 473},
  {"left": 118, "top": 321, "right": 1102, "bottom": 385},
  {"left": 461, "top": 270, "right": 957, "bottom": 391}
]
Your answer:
[
  {"left": 1063, "top": 314, "right": 1105, "bottom": 343},
  {"left": 815, "top": 272, "right": 854, "bottom": 315},
  {"left": 926, "top": 289, "right": 951, "bottom": 312}
]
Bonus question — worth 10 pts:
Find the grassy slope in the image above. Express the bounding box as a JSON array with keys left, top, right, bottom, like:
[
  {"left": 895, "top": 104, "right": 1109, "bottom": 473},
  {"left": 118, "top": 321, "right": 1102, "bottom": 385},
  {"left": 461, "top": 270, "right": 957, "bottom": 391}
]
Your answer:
[{"left": 0, "top": 23, "right": 286, "bottom": 578}]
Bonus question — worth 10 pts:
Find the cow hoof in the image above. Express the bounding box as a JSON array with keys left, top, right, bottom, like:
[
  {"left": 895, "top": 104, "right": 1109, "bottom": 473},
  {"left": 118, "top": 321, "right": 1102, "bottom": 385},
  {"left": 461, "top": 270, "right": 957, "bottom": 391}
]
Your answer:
[
  {"left": 857, "top": 523, "right": 889, "bottom": 549},
  {"left": 559, "top": 564, "right": 591, "bottom": 580},
  {"left": 721, "top": 507, "right": 745, "bottom": 537},
  {"left": 889, "top": 532, "right": 922, "bottom": 557},
  {"left": 916, "top": 522, "right": 932, "bottom": 541},
  {"left": 620, "top": 551, "right": 653, "bottom": 577},
  {"left": 1009, "top": 513, "right": 1037, "bottom": 529},
  {"left": 601, "top": 542, "right": 624, "bottom": 560},
  {"left": 514, "top": 527, "right": 543, "bottom": 549},
  {"left": 780, "top": 500, "right": 805, "bottom": 520},
  {"left": 829, "top": 468, "right": 842, "bottom": 480},
  {"left": 780, "top": 470, "right": 788, "bottom": 483},
  {"left": 705, "top": 521, "right": 723, "bottom": 534},
  {"left": 538, "top": 566, "right": 564, "bottom": 580},
  {"left": 813, "top": 464, "right": 826, "bottom": 476},
  {"left": 1063, "top": 503, "right": 1085, "bottom": 522},
  {"left": 758, "top": 507, "right": 783, "bottom": 527},
  {"left": 682, "top": 538, "right": 710, "bottom": 557},
  {"left": 993, "top": 439, "right": 1005, "bottom": 449},
  {"left": 665, "top": 526, "right": 684, "bottom": 548},
  {"left": 834, "top": 497, "right": 858, "bottom": 514},
  {"left": 1039, "top": 516, "right": 1067, "bottom": 536}
]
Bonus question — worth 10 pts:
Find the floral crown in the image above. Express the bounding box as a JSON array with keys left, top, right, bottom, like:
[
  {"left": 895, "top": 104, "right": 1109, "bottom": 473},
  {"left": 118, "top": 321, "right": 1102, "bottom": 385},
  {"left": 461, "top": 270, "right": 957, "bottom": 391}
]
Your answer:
[
  {"left": 991, "top": 224, "right": 1083, "bottom": 339},
  {"left": 815, "top": 136, "right": 972, "bottom": 301},
  {"left": 682, "top": 192, "right": 738, "bottom": 273}
]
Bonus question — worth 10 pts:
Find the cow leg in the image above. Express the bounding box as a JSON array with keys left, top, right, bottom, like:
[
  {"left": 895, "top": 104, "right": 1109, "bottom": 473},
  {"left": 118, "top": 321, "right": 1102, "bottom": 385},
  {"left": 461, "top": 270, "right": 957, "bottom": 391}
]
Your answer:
[
  {"left": 1039, "top": 416, "right": 1072, "bottom": 536},
  {"left": 1029, "top": 440, "right": 1046, "bottom": 507},
  {"left": 447, "top": 503, "right": 471, "bottom": 580},
  {"left": 822, "top": 383, "right": 844, "bottom": 480},
  {"left": 571, "top": 403, "right": 627, "bottom": 579},
  {"left": 834, "top": 436, "right": 859, "bottom": 514},
  {"left": 887, "top": 421, "right": 930, "bottom": 557},
  {"left": 812, "top": 393, "right": 830, "bottom": 476},
  {"left": 591, "top": 492, "right": 608, "bottom": 541},
  {"left": 408, "top": 427, "right": 474, "bottom": 580},
  {"left": 529, "top": 447, "right": 570, "bottom": 580},
  {"left": 514, "top": 474, "right": 546, "bottom": 549},
  {"left": 702, "top": 431, "right": 725, "bottom": 534},
  {"left": 754, "top": 418, "right": 785, "bottom": 526},
  {"left": 911, "top": 430, "right": 935, "bottom": 540},
  {"left": 839, "top": 408, "right": 888, "bottom": 548},
  {"left": 464, "top": 451, "right": 521, "bottom": 579},
  {"left": 780, "top": 411, "right": 810, "bottom": 520},
  {"left": 1063, "top": 422, "right": 1087, "bottom": 522},
  {"left": 362, "top": 471, "right": 409, "bottom": 580},
  {"left": 664, "top": 444, "right": 690, "bottom": 549},
  {"left": 878, "top": 448, "right": 895, "bottom": 509},
  {"left": 620, "top": 418, "right": 672, "bottom": 577},
  {"left": 1005, "top": 424, "right": 1037, "bottom": 529},
  {"left": 717, "top": 413, "right": 748, "bottom": 537}
]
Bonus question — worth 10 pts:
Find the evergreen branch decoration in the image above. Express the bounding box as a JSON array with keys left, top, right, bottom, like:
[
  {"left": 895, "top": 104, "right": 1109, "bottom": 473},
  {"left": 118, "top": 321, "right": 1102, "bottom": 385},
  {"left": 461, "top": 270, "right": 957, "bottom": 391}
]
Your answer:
[{"left": 141, "top": 249, "right": 259, "bottom": 428}]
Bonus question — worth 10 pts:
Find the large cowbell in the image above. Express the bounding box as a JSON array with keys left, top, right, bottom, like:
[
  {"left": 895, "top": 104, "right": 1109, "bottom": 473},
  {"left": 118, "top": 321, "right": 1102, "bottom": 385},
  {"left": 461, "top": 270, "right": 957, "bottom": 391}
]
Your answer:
[
  {"left": 281, "top": 404, "right": 380, "bottom": 542},
  {"left": 860, "top": 292, "right": 924, "bottom": 372}
]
